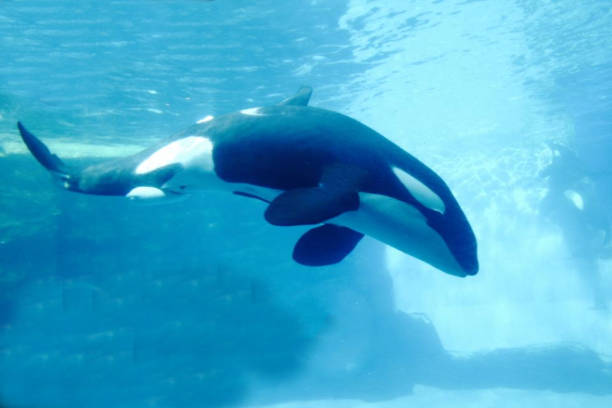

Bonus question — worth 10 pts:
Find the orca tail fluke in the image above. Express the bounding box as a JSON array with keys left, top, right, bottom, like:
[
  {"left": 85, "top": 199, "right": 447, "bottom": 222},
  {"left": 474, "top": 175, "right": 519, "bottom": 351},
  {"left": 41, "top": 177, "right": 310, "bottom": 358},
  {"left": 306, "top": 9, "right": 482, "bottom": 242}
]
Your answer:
[{"left": 17, "top": 122, "right": 70, "bottom": 176}]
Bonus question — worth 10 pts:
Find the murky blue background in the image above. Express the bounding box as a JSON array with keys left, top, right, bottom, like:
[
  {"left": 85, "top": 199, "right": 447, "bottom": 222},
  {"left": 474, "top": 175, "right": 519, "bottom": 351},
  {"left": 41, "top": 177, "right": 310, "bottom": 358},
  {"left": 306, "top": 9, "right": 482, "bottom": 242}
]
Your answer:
[{"left": 1, "top": 0, "right": 611, "bottom": 407}]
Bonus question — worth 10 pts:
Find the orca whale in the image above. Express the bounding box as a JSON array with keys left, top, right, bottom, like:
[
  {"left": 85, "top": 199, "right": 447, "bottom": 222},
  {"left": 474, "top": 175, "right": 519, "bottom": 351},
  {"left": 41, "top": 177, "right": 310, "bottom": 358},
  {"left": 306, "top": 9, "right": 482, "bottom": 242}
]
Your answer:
[{"left": 17, "top": 87, "right": 478, "bottom": 277}]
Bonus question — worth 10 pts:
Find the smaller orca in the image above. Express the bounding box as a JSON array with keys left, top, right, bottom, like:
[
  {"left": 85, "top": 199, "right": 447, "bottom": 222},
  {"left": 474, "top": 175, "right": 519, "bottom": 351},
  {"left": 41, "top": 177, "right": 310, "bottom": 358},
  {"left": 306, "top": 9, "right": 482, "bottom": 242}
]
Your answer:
[{"left": 17, "top": 87, "right": 478, "bottom": 277}]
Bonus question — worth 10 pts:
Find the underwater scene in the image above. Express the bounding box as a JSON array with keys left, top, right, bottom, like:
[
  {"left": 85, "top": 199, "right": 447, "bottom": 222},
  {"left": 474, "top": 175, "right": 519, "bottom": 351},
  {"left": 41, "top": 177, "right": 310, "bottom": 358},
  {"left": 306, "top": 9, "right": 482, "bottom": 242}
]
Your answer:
[{"left": 1, "top": 0, "right": 611, "bottom": 407}]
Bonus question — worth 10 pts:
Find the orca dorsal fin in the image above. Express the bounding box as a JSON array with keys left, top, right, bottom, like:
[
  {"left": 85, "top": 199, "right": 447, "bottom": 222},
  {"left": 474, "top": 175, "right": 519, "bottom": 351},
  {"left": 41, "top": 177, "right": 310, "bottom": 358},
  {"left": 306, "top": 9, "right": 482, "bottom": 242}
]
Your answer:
[{"left": 278, "top": 86, "right": 312, "bottom": 107}]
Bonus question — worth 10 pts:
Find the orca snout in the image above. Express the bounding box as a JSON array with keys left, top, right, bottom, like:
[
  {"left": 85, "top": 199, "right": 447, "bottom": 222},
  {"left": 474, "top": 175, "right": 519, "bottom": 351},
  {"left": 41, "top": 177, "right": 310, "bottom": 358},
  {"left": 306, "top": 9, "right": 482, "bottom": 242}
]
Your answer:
[{"left": 454, "top": 235, "right": 479, "bottom": 276}]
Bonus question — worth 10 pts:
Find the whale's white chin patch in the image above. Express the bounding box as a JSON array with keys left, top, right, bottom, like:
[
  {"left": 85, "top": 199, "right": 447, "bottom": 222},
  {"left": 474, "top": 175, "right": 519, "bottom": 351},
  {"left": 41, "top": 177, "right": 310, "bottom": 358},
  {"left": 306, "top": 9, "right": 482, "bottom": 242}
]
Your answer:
[
  {"left": 126, "top": 186, "right": 165, "bottom": 199},
  {"left": 392, "top": 167, "right": 445, "bottom": 214},
  {"left": 240, "top": 107, "right": 264, "bottom": 116},
  {"left": 333, "top": 193, "right": 464, "bottom": 277},
  {"left": 135, "top": 136, "right": 214, "bottom": 175}
]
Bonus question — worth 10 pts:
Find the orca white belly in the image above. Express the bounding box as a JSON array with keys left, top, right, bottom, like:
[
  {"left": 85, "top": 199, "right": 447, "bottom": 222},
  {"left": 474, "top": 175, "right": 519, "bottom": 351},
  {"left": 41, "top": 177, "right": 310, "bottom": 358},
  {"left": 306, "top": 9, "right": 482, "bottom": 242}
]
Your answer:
[
  {"left": 163, "top": 166, "right": 464, "bottom": 276},
  {"left": 333, "top": 193, "right": 465, "bottom": 277}
]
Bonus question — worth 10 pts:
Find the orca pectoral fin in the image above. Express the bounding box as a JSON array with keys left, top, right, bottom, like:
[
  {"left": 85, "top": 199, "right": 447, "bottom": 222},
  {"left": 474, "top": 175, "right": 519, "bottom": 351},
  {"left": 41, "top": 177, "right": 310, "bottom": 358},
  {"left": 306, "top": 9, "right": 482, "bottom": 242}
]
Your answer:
[
  {"left": 278, "top": 86, "right": 313, "bottom": 107},
  {"left": 293, "top": 224, "right": 364, "bottom": 266},
  {"left": 264, "top": 187, "right": 359, "bottom": 226}
]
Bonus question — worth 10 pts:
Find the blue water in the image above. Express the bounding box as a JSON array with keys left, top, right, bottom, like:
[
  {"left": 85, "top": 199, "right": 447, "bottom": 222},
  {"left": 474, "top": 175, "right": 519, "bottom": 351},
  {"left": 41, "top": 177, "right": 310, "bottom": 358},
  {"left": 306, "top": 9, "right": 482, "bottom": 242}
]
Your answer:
[{"left": 1, "top": 1, "right": 612, "bottom": 407}]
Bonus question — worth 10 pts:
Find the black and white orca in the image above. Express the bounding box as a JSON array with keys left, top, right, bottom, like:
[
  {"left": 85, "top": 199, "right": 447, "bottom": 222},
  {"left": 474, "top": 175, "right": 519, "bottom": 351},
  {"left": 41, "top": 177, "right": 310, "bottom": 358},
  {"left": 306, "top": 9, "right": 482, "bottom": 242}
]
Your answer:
[{"left": 17, "top": 87, "right": 478, "bottom": 277}]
